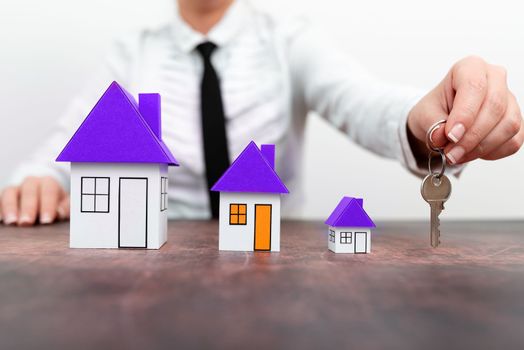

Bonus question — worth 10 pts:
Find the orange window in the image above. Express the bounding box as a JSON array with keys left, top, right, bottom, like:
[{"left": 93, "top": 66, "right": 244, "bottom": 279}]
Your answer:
[{"left": 230, "top": 203, "right": 247, "bottom": 225}]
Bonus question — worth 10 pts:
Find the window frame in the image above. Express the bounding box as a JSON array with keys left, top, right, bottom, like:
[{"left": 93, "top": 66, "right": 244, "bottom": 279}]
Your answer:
[
  {"left": 80, "top": 177, "right": 110, "bottom": 213},
  {"left": 340, "top": 232, "right": 352, "bottom": 244},
  {"left": 160, "top": 177, "right": 168, "bottom": 212},
  {"left": 229, "top": 203, "right": 247, "bottom": 225}
]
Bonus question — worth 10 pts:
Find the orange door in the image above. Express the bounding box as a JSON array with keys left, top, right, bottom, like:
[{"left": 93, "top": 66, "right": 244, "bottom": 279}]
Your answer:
[{"left": 254, "top": 204, "right": 272, "bottom": 251}]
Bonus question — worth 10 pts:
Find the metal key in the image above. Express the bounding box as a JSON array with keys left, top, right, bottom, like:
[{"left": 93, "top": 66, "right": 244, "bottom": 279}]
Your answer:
[{"left": 421, "top": 174, "right": 452, "bottom": 248}]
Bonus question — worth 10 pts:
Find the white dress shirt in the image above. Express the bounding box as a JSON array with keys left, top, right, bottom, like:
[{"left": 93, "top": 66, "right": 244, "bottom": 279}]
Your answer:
[{"left": 9, "top": 0, "right": 431, "bottom": 219}]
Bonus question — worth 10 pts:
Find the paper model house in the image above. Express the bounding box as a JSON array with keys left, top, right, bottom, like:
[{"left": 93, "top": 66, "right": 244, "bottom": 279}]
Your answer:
[
  {"left": 325, "top": 197, "right": 376, "bottom": 254},
  {"left": 56, "top": 81, "right": 178, "bottom": 249},
  {"left": 211, "top": 142, "right": 289, "bottom": 252}
]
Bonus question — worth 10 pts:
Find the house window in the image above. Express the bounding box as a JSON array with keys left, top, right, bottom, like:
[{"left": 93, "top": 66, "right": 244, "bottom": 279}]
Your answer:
[
  {"left": 340, "top": 232, "right": 352, "bottom": 244},
  {"left": 329, "top": 230, "right": 336, "bottom": 243},
  {"left": 229, "top": 204, "right": 247, "bottom": 225},
  {"left": 160, "top": 177, "right": 168, "bottom": 211},
  {"left": 81, "top": 177, "right": 110, "bottom": 213}
]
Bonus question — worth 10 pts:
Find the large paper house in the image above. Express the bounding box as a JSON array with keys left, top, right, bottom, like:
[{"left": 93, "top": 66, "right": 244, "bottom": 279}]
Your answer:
[
  {"left": 325, "top": 197, "right": 376, "bottom": 254},
  {"left": 56, "top": 81, "right": 178, "bottom": 249},
  {"left": 211, "top": 142, "right": 289, "bottom": 252}
]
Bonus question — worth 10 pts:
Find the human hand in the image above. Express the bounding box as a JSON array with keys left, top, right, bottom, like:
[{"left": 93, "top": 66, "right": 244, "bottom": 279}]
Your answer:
[
  {"left": 408, "top": 56, "right": 523, "bottom": 164},
  {"left": 0, "top": 176, "right": 70, "bottom": 226}
]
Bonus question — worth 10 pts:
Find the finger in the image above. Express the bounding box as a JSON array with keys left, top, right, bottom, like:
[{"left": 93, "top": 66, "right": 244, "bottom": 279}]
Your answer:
[
  {"left": 445, "top": 65, "right": 509, "bottom": 164},
  {"left": 481, "top": 118, "right": 524, "bottom": 160},
  {"left": 18, "top": 177, "right": 40, "bottom": 226},
  {"left": 460, "top": 94, "right": 521, "bottom": 163},
  {"left": 445, "top": 56, "right": 488, "bottom": 145},
  {"left": 1, "top": 187, "right": 20, "bottom": 225},
  {"left": 39, "top": 177, "right": 61, "bottom": 224},
  {"left": 57, "top": 197, "right": 70, "bottom": 221}
]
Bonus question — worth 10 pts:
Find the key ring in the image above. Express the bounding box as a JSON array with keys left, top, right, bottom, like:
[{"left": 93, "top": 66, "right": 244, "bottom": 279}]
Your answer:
[
  {"left": 428, "top": 151, "right": 446, "bottom": 180},
  {"left": 426, "top": 119, "right": 447, "bottom": 179},
  {"left": 425, "top": 119, "right": 447, "bottom": 152}
]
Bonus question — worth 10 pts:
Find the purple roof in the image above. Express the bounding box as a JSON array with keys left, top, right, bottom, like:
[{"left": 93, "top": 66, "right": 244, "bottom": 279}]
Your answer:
[
  {"left": 56, "top": 81, "right": 178, "bottom": 166},
  {"left": 211, "top": 141, "right": 289, "bottom": 194},
  {"left": 325, "top": 197, "right": 376, "bottom": 228}
]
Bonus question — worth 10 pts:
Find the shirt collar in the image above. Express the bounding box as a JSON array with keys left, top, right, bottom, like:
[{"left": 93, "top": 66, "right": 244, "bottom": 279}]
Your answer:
[{"left": 170, "top": 0, "right": 249, "bottom": 53}]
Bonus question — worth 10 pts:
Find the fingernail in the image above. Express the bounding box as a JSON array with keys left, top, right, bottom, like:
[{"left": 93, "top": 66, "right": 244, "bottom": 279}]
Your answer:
[
  {"left": 40, "top": 214, "right": 53, "bottom": 225},
  {"left": 18, "top": 215, "right": 32, "bottom": 225},
  {"left": 447, "top": 146, "right": 465, "bottom": 164},
  {"left": 4, "top": 214, "right": 17, "bottom": 225},
  {"left": 448, "top": 123, "right": 466, "bottom": 143}
]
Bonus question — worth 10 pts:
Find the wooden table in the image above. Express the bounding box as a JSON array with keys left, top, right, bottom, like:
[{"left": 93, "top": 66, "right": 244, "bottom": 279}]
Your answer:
[{"left": 0, "top": 220, "right": 523, "bottom": 350}]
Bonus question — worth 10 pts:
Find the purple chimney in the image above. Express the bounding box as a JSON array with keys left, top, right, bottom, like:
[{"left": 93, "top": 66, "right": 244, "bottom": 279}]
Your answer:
[
  {"left": 355, "top": 198, "right": 364, "bottom": 208},
  {"left": 139, "top": 93, "right": 161, "bottom": 139},
  {"left": 260, "top": 144, "right": 275, "bottom": 169}
]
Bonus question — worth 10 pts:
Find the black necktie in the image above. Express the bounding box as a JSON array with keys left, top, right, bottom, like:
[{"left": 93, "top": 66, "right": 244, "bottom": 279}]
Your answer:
[{"left": 196, "top": 41, "right": 230, "bottom": 218}]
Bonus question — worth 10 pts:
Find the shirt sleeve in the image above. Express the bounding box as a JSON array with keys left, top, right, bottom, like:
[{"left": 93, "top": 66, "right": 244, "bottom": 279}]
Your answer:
[
  {"left": 7, "top": 34, "right": 139, "bottom": 189},
  {"left": 287, "top": 24, "right": 463, "bottom": 177}
]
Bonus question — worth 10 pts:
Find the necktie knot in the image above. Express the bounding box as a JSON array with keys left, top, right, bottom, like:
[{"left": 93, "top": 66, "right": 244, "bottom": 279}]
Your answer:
[{"left": 196, "top": 41, "right": 217, "bottom": 60}]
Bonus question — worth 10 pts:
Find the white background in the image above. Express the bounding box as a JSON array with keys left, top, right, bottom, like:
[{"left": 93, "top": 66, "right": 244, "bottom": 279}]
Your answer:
[{"left": 0, "top": 0, "right": 522, "bottom": 220}]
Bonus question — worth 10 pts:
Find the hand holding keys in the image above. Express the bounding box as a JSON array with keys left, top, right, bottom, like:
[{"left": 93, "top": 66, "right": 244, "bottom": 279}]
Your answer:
[{"left": 420, "top": 120, "right": 452, "bottom": 248}]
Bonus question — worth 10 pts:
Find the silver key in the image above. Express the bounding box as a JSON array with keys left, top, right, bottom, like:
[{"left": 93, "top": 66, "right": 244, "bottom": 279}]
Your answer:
[{"left": 421, "top": 174, "right": 452, "bottom": 248}]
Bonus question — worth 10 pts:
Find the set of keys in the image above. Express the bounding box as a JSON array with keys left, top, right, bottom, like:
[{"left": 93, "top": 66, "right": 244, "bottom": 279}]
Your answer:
[{"left": 420, "top": 120, "right": 452, "bottom": 248}]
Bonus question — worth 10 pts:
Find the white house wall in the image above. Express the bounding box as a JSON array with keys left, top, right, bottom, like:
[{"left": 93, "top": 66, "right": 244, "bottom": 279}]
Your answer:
[
  {"left": 328, "top": 226, "right": 371, "bottom": 254},
  {"left": 219, "top": 192, "right": 281, "bottom": 252},
  {"left": 70, "top": 162, "right": 167, "bottom": 249}
]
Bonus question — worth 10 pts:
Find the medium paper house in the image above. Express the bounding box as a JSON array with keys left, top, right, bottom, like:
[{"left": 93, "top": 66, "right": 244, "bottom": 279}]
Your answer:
[
  {"left": 211, "top": 142, "right": 289, "bottom": 252},
  {"left": 325, "top": 197, "right": 376, "bottom": 254},
  {"left": 56, "top": 81, "right": 178, "bottom": 249}
]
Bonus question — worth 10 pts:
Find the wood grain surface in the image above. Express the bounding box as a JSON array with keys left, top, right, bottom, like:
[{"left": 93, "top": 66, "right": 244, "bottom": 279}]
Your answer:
[{"left": 0, "top": 220, "right": 523, "bottom": 350}]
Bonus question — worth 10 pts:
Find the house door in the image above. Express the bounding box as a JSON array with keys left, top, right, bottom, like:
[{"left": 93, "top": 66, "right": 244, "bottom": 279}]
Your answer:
[
  {"left": 354, "top": 232, "right": 367, "bottom": 254},
  {"left": 119, "top": 178, "right": 148, "bottom": 248},
  {"left": 254, "top": 204, "right": 272, "bottom": 251}
]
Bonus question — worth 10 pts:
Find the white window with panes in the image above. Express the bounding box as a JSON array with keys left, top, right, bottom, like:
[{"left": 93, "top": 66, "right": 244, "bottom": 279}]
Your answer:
[
  {"left": 340, "top": 232, "right": 352, "bottom": 244},
  {"left": 81, "top": 177, "right": 110, "bottom": 213},
  {"left": 160, "top": 177, "right": 168, "bottom": 211},
  {"left": 329, "top": 230, "right": 336, "bottom": 243}
]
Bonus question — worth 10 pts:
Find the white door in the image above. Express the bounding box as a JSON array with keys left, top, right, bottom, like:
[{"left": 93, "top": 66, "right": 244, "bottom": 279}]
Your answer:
[
  {"left": 354, "top": 232, "right": 367, "bottom": 253},
  {"left": 119, "top": 178, "right": 148, "bottom": 248}
]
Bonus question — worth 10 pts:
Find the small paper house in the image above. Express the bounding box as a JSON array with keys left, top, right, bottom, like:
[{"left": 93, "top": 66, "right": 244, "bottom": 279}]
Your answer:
[
  {"left": 56, "top": 81, "right": 178, "bottom": 249},
  {"left": 325, "top": 197, "right": 376, "bottom": 254},
  {"left": 211, "top": 142, "right": 289, "bottom": 252}
]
